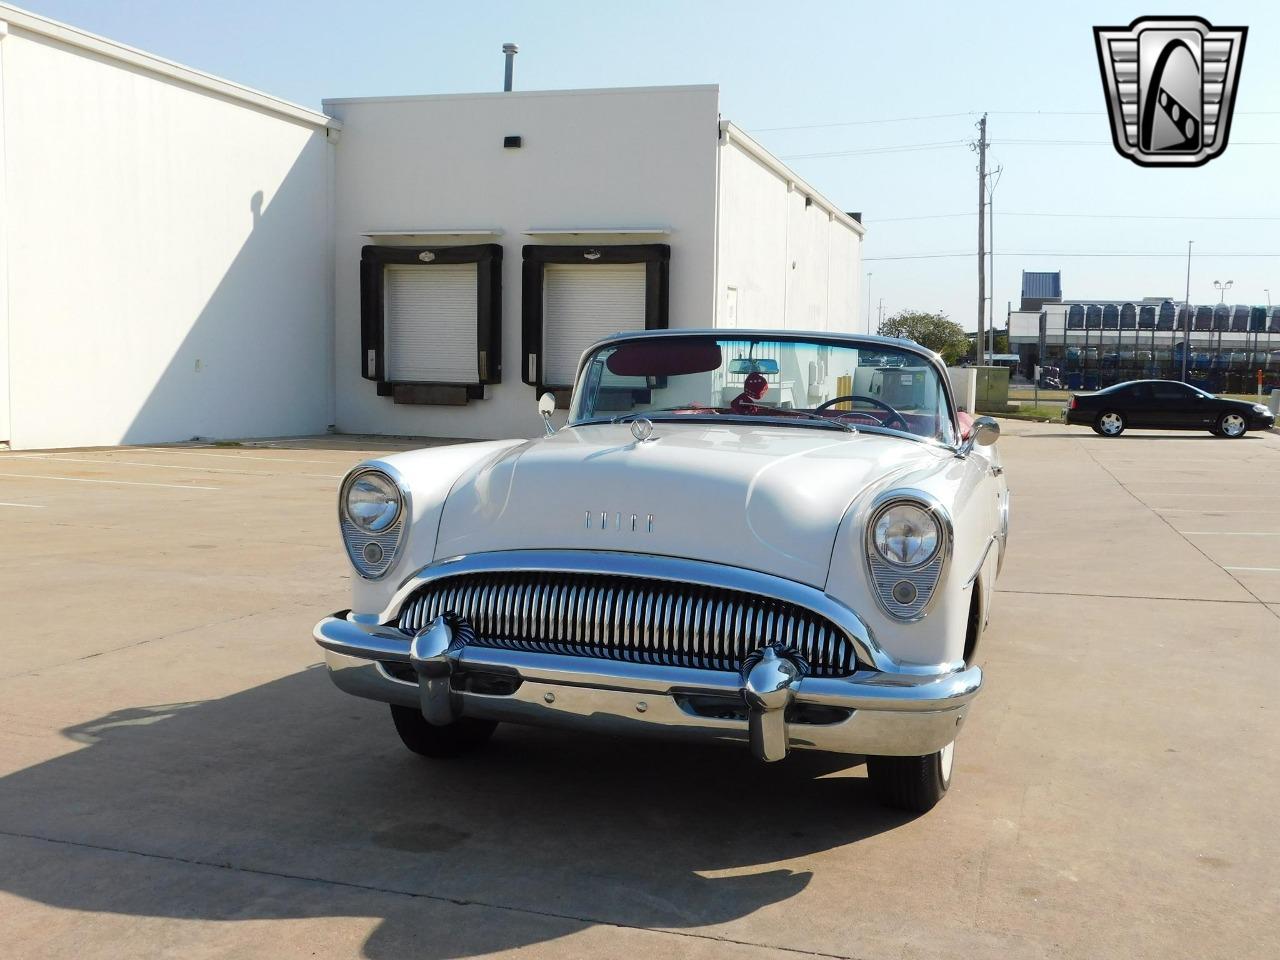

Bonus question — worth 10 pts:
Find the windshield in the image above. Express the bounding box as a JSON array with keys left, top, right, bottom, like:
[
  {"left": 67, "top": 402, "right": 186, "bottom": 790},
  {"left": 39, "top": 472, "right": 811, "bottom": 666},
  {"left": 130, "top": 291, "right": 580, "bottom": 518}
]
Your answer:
[{"left": 570, "top": 335, "right": 956, "bottom": 444}]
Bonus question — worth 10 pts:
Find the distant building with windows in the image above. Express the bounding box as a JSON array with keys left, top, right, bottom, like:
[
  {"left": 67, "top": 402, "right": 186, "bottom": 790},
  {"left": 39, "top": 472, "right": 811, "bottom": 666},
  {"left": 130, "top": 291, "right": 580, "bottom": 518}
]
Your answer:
[{"left": 1008, "top": 271, "right": 1280, "bottom": 392}]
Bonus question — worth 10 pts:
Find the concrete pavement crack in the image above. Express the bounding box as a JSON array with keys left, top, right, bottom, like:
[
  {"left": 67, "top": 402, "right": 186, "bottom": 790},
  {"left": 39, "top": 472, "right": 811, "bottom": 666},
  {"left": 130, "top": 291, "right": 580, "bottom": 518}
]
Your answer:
[
  {"left": 1075, "top": 439, "right": 1280, "bottom": 622},
  {"left": 0, "top": 830, "right": 869, "bottom": 960},
  {"left": 995, "top": 588, "right": 1262, "bottom": 604}
]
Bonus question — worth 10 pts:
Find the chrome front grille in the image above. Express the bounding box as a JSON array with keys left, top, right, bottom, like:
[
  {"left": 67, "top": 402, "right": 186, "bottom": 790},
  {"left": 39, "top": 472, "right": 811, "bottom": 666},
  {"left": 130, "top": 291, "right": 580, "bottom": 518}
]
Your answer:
[{"left": 395, "top": 571, "right": 857, "bottom": 677}]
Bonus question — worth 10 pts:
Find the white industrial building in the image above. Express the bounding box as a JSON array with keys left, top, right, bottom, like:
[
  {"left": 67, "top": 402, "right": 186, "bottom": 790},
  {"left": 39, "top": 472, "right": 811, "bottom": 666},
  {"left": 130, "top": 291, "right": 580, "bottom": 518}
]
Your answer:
[{"left": 0, "top": 3, "right": 865, "bottom": 450}]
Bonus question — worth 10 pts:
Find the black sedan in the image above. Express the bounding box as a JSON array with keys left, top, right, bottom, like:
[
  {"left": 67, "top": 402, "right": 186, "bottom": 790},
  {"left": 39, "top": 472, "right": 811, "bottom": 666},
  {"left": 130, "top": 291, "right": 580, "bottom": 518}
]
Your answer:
[{"left": 1066, "top": 380, "right": 1276, "bottom": 438}]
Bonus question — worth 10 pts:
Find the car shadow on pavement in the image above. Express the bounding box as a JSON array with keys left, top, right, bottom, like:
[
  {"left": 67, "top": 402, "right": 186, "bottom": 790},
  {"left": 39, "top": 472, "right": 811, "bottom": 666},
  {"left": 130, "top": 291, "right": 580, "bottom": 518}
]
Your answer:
[{"left": 0, "top": 667, "right": 910, "bottom": 958}]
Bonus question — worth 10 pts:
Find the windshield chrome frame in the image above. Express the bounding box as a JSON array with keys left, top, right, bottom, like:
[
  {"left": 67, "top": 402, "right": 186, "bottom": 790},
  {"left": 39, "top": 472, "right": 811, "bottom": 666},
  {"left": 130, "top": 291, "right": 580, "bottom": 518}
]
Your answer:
[{"left": 565, "top": 330, "right": 960, "bottom": 449}]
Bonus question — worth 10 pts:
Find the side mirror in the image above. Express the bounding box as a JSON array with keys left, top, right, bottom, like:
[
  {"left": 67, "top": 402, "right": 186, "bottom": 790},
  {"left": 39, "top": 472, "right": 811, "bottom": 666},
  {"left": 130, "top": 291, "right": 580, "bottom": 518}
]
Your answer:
[
  {"left": 959, "top": 416, "right": 999, "bottom": 456},
  {"left": 538, "top": 392, "right": 557, "bottom": 435}
]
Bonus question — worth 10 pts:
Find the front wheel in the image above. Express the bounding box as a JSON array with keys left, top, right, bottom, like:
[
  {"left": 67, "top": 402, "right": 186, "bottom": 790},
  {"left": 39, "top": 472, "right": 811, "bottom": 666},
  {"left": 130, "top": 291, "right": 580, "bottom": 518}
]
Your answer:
[
  {"left": 1095, "top": 410, "right": 1126, "bottom": 437},
  {"left": 866, "top": 741, "right": 953, "bottom": 813},
  {"left": 1216, "top": 413, "right": 1248, "bottom": 438},
  {"left": 390, "top": 704, "right": 497, "bottom": 758}
]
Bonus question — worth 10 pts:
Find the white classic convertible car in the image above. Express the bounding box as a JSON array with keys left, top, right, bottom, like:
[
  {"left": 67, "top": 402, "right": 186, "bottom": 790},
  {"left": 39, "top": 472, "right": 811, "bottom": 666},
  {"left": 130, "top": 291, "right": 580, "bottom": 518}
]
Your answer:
[{"left": 315, "top": 330, "right": 1008, "bottom": 812}]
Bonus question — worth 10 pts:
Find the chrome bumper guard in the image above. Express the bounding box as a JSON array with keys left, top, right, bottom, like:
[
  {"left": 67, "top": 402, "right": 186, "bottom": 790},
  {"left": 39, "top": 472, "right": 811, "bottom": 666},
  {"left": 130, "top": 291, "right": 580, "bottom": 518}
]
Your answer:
[{"left": 315, "top": 612, "right": 981, "bottom": 760}]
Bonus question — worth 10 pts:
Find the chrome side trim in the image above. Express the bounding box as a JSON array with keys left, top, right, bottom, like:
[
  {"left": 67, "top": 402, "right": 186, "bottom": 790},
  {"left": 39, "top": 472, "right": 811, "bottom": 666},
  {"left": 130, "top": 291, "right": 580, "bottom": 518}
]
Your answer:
[
  {"left": 965, "top": 535, "right": 998, "bottom": 590},
  {"left": 381, "top": 550, "right": 896, "bottom": 673},
  {"left": 996, "top": 489, "right": 1011, "bottom": 577},
  {"left": 863, "top": 489, "right": 954, "bottom": 623}
]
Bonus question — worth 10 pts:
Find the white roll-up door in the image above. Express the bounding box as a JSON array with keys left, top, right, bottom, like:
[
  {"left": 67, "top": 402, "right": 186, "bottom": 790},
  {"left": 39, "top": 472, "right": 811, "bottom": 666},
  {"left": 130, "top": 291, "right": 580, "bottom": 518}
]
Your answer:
[
  {"left": 543, "top": 263, "right": 647, "bottom": 386},
  {"left": 384, "top": 263, "right": 478, "bottom": 383}
]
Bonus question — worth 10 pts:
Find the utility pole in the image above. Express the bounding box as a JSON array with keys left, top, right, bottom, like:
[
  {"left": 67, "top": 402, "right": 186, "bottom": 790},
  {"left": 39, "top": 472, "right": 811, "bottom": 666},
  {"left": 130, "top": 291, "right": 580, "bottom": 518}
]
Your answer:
[
  {"left": 877, "top": 298, "right": 885, "bottom": 334},
  {"left": 974, "top": 113, "right": 988, "bottom": 366},
  {"left": 987, "top": 164, "right": 1003, "bottom": 359}
]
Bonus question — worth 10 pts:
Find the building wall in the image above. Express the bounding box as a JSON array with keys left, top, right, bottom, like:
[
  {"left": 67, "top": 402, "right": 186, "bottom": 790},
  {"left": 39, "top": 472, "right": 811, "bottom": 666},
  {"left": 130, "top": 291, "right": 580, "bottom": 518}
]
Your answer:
[
  {"left": 327, "top": 85, "right": 721, "bottom": 441},
  {"left": 0, "top": 21, "right": 10, "bottom": 444},
  {"left": 714, "top": 126, "right": 864, "bottom": 333},
  {"left": 0, "top": 9, "right": 334, "bottom": 449}
]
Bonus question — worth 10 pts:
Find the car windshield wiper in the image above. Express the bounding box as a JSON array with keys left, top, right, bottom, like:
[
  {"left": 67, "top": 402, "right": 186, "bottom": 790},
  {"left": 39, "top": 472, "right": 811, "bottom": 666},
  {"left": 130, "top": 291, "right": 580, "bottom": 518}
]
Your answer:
[
  {"left": 610, "top": 407, "right": 856, "bottom": 433},
  {"left": 762, "top": 409, "right": 857, "bottom": 433},
  {"left": 609, "top": 407, "right": 719, "bottom": 423}
]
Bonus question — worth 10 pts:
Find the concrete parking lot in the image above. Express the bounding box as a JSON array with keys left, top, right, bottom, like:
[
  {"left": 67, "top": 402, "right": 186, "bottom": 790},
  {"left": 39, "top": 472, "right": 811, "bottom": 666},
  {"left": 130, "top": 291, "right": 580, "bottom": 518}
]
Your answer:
[{"left": 1, "top": 424, "right": 1277, "bottom": 959}]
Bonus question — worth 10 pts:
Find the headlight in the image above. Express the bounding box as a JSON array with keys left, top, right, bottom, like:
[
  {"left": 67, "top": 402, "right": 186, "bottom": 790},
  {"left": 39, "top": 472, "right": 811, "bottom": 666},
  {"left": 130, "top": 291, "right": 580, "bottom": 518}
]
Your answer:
[
  {"left": 1253, "top": 403, "right": 1268, "bottom": 414},
  {"left": 342, "top": 470, "right": 401, "bottom": 533},
  {"left": 339, "top": 466, "right": 408, "bottom": 580},
  {"left": 872, "top": 503, "right": 941, "bottom": 567}
]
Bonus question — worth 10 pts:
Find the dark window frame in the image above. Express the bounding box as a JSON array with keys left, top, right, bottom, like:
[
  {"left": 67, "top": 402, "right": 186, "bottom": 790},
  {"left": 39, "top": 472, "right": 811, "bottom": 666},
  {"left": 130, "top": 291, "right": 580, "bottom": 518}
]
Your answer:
[
  {"left": 521, "top": 244, "right": 670, "bottom": 395},
  {"left": 360, "top": 243, "right": 502, "bottom": 403}
]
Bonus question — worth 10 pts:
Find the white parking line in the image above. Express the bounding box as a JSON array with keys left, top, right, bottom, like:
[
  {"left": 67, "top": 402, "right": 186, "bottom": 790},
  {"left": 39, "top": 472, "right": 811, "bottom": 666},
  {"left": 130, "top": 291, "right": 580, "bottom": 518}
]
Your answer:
[
  {"left": 1154, "top": 508, "right": 1280, "bottom": 513},
  {"left": 1224, "top": 566, "right": 1280, "bottom": 573},
  {"left": 10, "top": 454, "right": 275, "bottom": 475},
  {"left": 1120, "top": 479, "right": 1269, "bottom": 485},
  {"left": 133, "top": 448, "right": 351, "bottom": 465},
  {"left": 9, "top": 455, "right": 340, "bottom": 479},
  {"left": 0, "top": 472, "right": 218, "bottom": 491},
  {"left": 0, "top": 501, "right": 46, "bottom": 508},
  {"left": 1182, "top": 531, "right": 1280, "bottom": 536}
]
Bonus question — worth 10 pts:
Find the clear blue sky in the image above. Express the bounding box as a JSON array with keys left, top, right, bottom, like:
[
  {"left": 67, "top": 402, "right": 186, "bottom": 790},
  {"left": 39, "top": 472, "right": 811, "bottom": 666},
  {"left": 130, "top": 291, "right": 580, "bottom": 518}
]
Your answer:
[{"left": 17, "top": 0, "right": 1280, "bottom": 327}]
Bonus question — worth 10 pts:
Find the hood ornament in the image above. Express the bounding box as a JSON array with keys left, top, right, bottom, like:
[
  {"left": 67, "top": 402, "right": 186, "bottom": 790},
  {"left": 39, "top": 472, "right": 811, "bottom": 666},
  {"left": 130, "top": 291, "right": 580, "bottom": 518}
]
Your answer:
[{"left": 630, "top": 418, "right": 655, "bottom": 443}]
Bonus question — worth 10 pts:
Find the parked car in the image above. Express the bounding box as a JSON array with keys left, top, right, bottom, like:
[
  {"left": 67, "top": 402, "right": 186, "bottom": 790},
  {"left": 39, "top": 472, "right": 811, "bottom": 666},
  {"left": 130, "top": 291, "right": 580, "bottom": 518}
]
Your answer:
[
  {"left": 1066, "top": 379, "right": 1276, "bottom": 437},
  {"left": 314, "top": 330, "right": 1009, "bottom": 813}
]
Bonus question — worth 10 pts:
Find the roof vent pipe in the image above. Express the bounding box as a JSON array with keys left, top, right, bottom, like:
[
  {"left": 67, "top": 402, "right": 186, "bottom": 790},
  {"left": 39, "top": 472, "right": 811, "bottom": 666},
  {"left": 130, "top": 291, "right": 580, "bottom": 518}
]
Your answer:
[{"left": 503, "top": 43, "right": 519, "bottom": 91}]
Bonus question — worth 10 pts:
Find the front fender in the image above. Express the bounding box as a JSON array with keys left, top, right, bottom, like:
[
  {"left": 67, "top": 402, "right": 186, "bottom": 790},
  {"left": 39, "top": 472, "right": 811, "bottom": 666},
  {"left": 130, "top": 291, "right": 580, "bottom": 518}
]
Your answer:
[
  {"left": 825, "top": 450, "right": 999, "bottom": 669},
  {"left": 347, "top": 440, "right": 526, "bottom": 616}
]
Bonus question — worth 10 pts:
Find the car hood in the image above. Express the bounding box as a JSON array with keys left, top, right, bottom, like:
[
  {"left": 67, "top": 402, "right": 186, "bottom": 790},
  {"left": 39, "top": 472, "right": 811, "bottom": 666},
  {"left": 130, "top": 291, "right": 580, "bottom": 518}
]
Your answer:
[{"left": 435, "top": 422, "right": 948, "bottom": 588}]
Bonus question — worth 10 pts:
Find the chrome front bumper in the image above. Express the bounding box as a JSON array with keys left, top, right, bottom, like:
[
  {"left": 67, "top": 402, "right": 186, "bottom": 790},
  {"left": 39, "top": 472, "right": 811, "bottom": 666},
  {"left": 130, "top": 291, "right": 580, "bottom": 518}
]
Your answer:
[{"left": 314, "top": 612, "right": 981, "bottom": 760}]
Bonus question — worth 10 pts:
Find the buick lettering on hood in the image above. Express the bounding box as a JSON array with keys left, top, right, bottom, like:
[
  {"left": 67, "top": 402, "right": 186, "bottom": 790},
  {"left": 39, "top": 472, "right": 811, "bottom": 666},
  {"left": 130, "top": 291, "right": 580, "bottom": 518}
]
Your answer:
[{"left": 315, "top": 331, "right": 1008, "bottom": 813}]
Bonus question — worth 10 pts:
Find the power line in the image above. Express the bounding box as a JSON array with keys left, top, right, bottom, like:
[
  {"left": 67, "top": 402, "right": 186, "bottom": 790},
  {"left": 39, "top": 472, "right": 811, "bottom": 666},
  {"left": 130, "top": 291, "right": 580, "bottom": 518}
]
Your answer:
[
  {"left": 780, "top": 140, "right": 969, "bottom": 160},
  {"left": 871, "top": 211, "right": 1280, "bottom": 223},
  {"left": 786, "top": 139, "right": 1280, "bottom": 160},
  {"left": 751, "top": 111, "right": 974, "bottom": 132},
  {"left": 865, "top": 251, "right": 1280, "bottom": 261},
  {"left": 750, "top": 109, "right": 1280, "bottom": 133}
]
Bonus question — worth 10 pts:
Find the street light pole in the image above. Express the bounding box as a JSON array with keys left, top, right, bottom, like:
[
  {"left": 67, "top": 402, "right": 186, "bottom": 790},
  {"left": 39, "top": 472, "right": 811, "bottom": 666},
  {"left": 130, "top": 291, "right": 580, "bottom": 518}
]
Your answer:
[
  {"left": 1213, "top": 280, "right": 1234, "bottom": 368},
  {"left": 1180, "top": 241, "right": 1193, "bottom": 382},
  {"left": 866, "top": 273, "right": 873, "bottom": 333}
]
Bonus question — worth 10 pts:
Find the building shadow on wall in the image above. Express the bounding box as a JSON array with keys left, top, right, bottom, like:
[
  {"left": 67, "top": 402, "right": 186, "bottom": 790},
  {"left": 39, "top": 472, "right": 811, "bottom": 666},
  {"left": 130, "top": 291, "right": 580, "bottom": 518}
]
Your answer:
[
  {"left": 119, "top": 137, "right": 332, "bottom": 446},
  {"left": 0, "top": 668, "right": 909, "bottom": 957}
]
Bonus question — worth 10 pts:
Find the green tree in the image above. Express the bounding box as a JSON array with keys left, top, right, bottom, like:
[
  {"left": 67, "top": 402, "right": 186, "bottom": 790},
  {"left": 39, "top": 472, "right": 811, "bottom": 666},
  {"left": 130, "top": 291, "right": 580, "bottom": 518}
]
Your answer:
[{"left": 879, "top": 310, "right": 971, "bottom": 364}]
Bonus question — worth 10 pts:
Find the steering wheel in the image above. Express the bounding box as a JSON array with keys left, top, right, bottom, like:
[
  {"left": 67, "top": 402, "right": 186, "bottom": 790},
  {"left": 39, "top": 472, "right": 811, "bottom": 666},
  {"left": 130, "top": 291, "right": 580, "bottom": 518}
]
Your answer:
[{"left": 814, "top": 395, "right": 911, "bottom": 432}]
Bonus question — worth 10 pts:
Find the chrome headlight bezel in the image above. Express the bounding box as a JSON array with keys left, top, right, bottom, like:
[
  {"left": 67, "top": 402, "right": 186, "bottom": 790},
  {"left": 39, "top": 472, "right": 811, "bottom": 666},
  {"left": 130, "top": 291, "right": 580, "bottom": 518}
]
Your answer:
[
  {"left": 341, "top": 470, "right": 402, "bottom": 533},
  {"left": 871, "top": 502, "right": 943, "bottom": 568},
  {"left": 338, "top": 464, "right": 410, "bottom": 580},
  {"left": 864, "top": 491, "right": 954, "bottom": 622}
]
